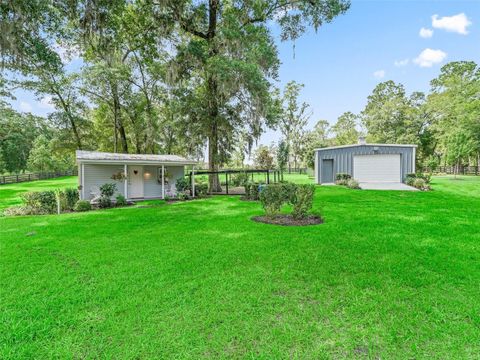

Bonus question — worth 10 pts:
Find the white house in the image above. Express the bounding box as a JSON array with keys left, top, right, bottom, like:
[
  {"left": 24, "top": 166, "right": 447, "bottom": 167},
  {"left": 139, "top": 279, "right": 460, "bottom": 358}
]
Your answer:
[{"left": 76, "top": 150, "right": 197, "bottom": 201}]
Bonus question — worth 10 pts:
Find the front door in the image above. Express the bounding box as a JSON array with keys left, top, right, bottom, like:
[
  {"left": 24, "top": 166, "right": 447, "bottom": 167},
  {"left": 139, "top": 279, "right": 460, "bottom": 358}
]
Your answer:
[
  {"left": 321, "top": 159, "right": 334, "bottom": 183},
  {"left": 128, "top": 165, "right": 144, "bottom": 198}
]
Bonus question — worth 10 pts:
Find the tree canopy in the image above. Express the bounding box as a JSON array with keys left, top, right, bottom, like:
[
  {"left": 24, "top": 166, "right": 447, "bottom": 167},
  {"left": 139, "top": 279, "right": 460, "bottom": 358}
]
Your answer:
[
  {"left": 1, "top": 2, "right": 479, "bottom": 177},
  {"left": 1, "top": 0, "right": 350, "bottom": 185}
]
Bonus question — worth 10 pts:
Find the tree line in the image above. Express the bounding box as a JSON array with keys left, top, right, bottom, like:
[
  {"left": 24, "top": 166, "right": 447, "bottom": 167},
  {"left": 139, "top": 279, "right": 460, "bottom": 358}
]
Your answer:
[
  {"left": 253, "top": 61, "right": 480, "bottom": 174},
  {"left": 1, "top": 2, "right": 478, "bottom": 180}
]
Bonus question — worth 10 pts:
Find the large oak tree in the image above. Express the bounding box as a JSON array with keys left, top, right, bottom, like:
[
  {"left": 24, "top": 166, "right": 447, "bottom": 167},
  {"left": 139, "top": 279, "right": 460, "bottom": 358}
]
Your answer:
[{"left": 141, "top": 0, "right": 350, "bottom": 190}]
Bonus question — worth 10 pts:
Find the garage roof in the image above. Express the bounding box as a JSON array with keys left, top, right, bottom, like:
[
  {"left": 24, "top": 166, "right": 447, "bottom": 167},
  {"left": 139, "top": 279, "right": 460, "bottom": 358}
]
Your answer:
[{"left": 315, "top": 143, "right": 417, "bottom": 151}]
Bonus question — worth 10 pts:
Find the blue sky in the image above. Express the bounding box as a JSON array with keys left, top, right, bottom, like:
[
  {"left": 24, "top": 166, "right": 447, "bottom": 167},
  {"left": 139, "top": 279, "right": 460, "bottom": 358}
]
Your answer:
[
  {"left": 8, "top": 0, "right": 480, "bottom": 149},
  {"left": 260, "top": 0, "right": 480, "bottom": 145}
]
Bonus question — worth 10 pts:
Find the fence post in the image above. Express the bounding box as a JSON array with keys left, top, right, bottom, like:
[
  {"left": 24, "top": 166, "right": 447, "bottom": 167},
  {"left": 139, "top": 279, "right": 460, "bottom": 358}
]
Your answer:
[{"left": 225, "top": 172, "right": 229, "bottom": 195}]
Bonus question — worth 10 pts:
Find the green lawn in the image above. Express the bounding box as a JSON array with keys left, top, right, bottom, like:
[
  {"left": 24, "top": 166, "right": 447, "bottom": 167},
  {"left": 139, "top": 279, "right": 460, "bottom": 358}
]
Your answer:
[
  {"left": 0, "top": 176, "right": 78, "bottom": 210},
  {"left": 1, "top": 175, "right": 480, "bottom": 358}
]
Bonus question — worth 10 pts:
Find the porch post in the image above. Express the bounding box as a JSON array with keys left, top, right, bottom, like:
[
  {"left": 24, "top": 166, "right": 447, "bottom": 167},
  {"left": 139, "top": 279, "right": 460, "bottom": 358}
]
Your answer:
[
  {"left": 191, "top": 166, "right": 195, "bottom": 198},
  {"left": 81, "top": 163, "right": 85, "bottom": 200},
  {"left": 162, "top": 165, "right": 165, "bottom": 199},
  {"left": 124, "top": 164, "right": 128, "bottom": 199},
  {"left": 412, "top": 147, "right": 416, "bottom": 173}
]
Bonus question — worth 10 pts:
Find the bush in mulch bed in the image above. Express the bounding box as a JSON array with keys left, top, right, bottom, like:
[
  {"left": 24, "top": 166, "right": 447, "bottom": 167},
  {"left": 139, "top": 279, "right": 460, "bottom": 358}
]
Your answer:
[
  {"left": 335, "top": 173, "right": 351, "bottom": 185},
  {"left": 252, "top": 183, "right": 322, "bottom": 226},
  {"left": 406, "top": 173, "right": 432, "bottom": 191}
]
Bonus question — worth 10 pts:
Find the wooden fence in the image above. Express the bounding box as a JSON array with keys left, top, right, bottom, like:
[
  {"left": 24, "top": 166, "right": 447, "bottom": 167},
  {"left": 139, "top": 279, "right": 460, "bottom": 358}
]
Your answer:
[
  {"left": 0, "top": 169, "right": 78, "bottom": 185},
  {"left": 287, "top": 167, "right": 308, "bottom": 174},
  {"left": 424, "top": 166, "right": 480, "bottom": 175}
]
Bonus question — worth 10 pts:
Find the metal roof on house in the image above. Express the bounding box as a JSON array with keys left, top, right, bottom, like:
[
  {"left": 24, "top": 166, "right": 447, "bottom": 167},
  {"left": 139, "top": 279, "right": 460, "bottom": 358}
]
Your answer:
[
  {"left": 76, "top": 150, "right": 197, "bottom": 165},
  {"left": 314, "top": 143, "right": 417, "bottom": 151}
]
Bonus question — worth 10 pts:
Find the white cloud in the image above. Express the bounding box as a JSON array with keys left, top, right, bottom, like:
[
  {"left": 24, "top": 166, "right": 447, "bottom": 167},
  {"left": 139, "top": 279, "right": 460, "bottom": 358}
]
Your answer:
[
  {"left": 373, "top": 70, "right": 385, "bottom": 79},
  {"left": 39, "top": 96, "right": 55, "bottom": 110},
  {"left": 419, "top": 27, "right": 433, "bottom": 38},
  {"left": 394, "top": 58, "right": 409, "bottom": 67},
  {"left": 413, "top": 48, "right": 447, "bottom": 68},
  {"left": 19, "top": 101, "right": 32, "bottom": 113},
  {"left": 432, "top": 13, "right": 472, "bottom": 35}
]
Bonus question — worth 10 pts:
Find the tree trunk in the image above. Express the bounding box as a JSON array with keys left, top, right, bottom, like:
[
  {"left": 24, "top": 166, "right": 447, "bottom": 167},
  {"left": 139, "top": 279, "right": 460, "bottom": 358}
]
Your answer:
[
  {"left": 206, "top": 69, "right": 222, "bottom": 192},
  {"left": 136, "top": 55, "right": 155, "bottom": 154},
  {"left": 203, "top": 0, "right": 222, "bottom": 192},
  {"left": 69, "top": 116, "right": 83, "bottom": 150},
  {"left": 208, "top": 122, "right": 222, "bottom": 192},
  {"left": 117, "top": 118, "right": 128, "bottom": 153},
  {"left": 53, "top": 90, "right": 83, "bottom": 150},
  {"left": 126, "top": 111, "right": 143, "bottom": 153},
  {"left": 111, "top": 83, "right": 128, "bottom": 153}
]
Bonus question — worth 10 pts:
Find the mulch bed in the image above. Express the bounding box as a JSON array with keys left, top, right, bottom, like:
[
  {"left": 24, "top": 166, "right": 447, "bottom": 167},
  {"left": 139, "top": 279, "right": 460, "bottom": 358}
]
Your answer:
[{"left": 251, "top": 214, "right": 323, "bottom": 226}]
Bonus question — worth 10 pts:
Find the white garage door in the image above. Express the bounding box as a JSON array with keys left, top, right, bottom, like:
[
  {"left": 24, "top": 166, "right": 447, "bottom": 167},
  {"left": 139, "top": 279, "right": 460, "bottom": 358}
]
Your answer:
[{"left": 353, "top": 154, "right": 401, "bottom": 182}]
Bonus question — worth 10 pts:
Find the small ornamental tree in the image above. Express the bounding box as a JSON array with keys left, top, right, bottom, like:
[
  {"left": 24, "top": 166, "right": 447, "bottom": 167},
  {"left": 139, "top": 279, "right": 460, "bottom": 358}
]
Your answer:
[
  {"left": 254, "top": 146, "right": 274, "bottom": 170},
  {"left": 277, "top": 140, "right": 289, "bottom": 180},
  {"left": 99, "top": 183, "right": 117, "bottom": 208}
]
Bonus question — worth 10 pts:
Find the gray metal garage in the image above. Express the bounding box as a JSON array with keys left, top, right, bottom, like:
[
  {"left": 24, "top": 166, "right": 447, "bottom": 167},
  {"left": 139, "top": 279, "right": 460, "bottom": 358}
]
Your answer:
[{"left": 314, "top": 140, "right": 416, "bottom": 184}]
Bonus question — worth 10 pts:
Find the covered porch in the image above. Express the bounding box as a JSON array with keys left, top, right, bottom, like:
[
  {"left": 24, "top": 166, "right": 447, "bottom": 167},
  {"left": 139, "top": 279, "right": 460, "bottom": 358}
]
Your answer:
[{"left": 76, "top": 151, "right": 197, "bottom": 201}]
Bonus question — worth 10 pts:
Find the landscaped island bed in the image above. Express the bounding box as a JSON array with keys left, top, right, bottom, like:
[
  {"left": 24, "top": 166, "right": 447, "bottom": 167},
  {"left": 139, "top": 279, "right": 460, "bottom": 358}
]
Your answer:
[{"left": 1, "top": 175, "right": 480, "bottom": 358}]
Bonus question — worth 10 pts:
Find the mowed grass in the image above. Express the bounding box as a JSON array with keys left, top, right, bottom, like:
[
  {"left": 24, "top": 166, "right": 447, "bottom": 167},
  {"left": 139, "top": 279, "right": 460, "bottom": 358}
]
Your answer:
[
  {"left": 0, "top": 174, "right": 309, "bottom": 211},
  {"left": 0, "top": 176, "right": 78, "bottom": 210},
  {"left": 1, "top": 175, "right": 480, "bottom": 358}
]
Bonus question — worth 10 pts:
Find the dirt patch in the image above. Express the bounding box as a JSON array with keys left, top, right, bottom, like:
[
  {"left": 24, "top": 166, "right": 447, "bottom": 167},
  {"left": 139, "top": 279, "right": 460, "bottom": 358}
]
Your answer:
[{"left": 251, "top": 214, "right": 323, "bottom": 226}]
